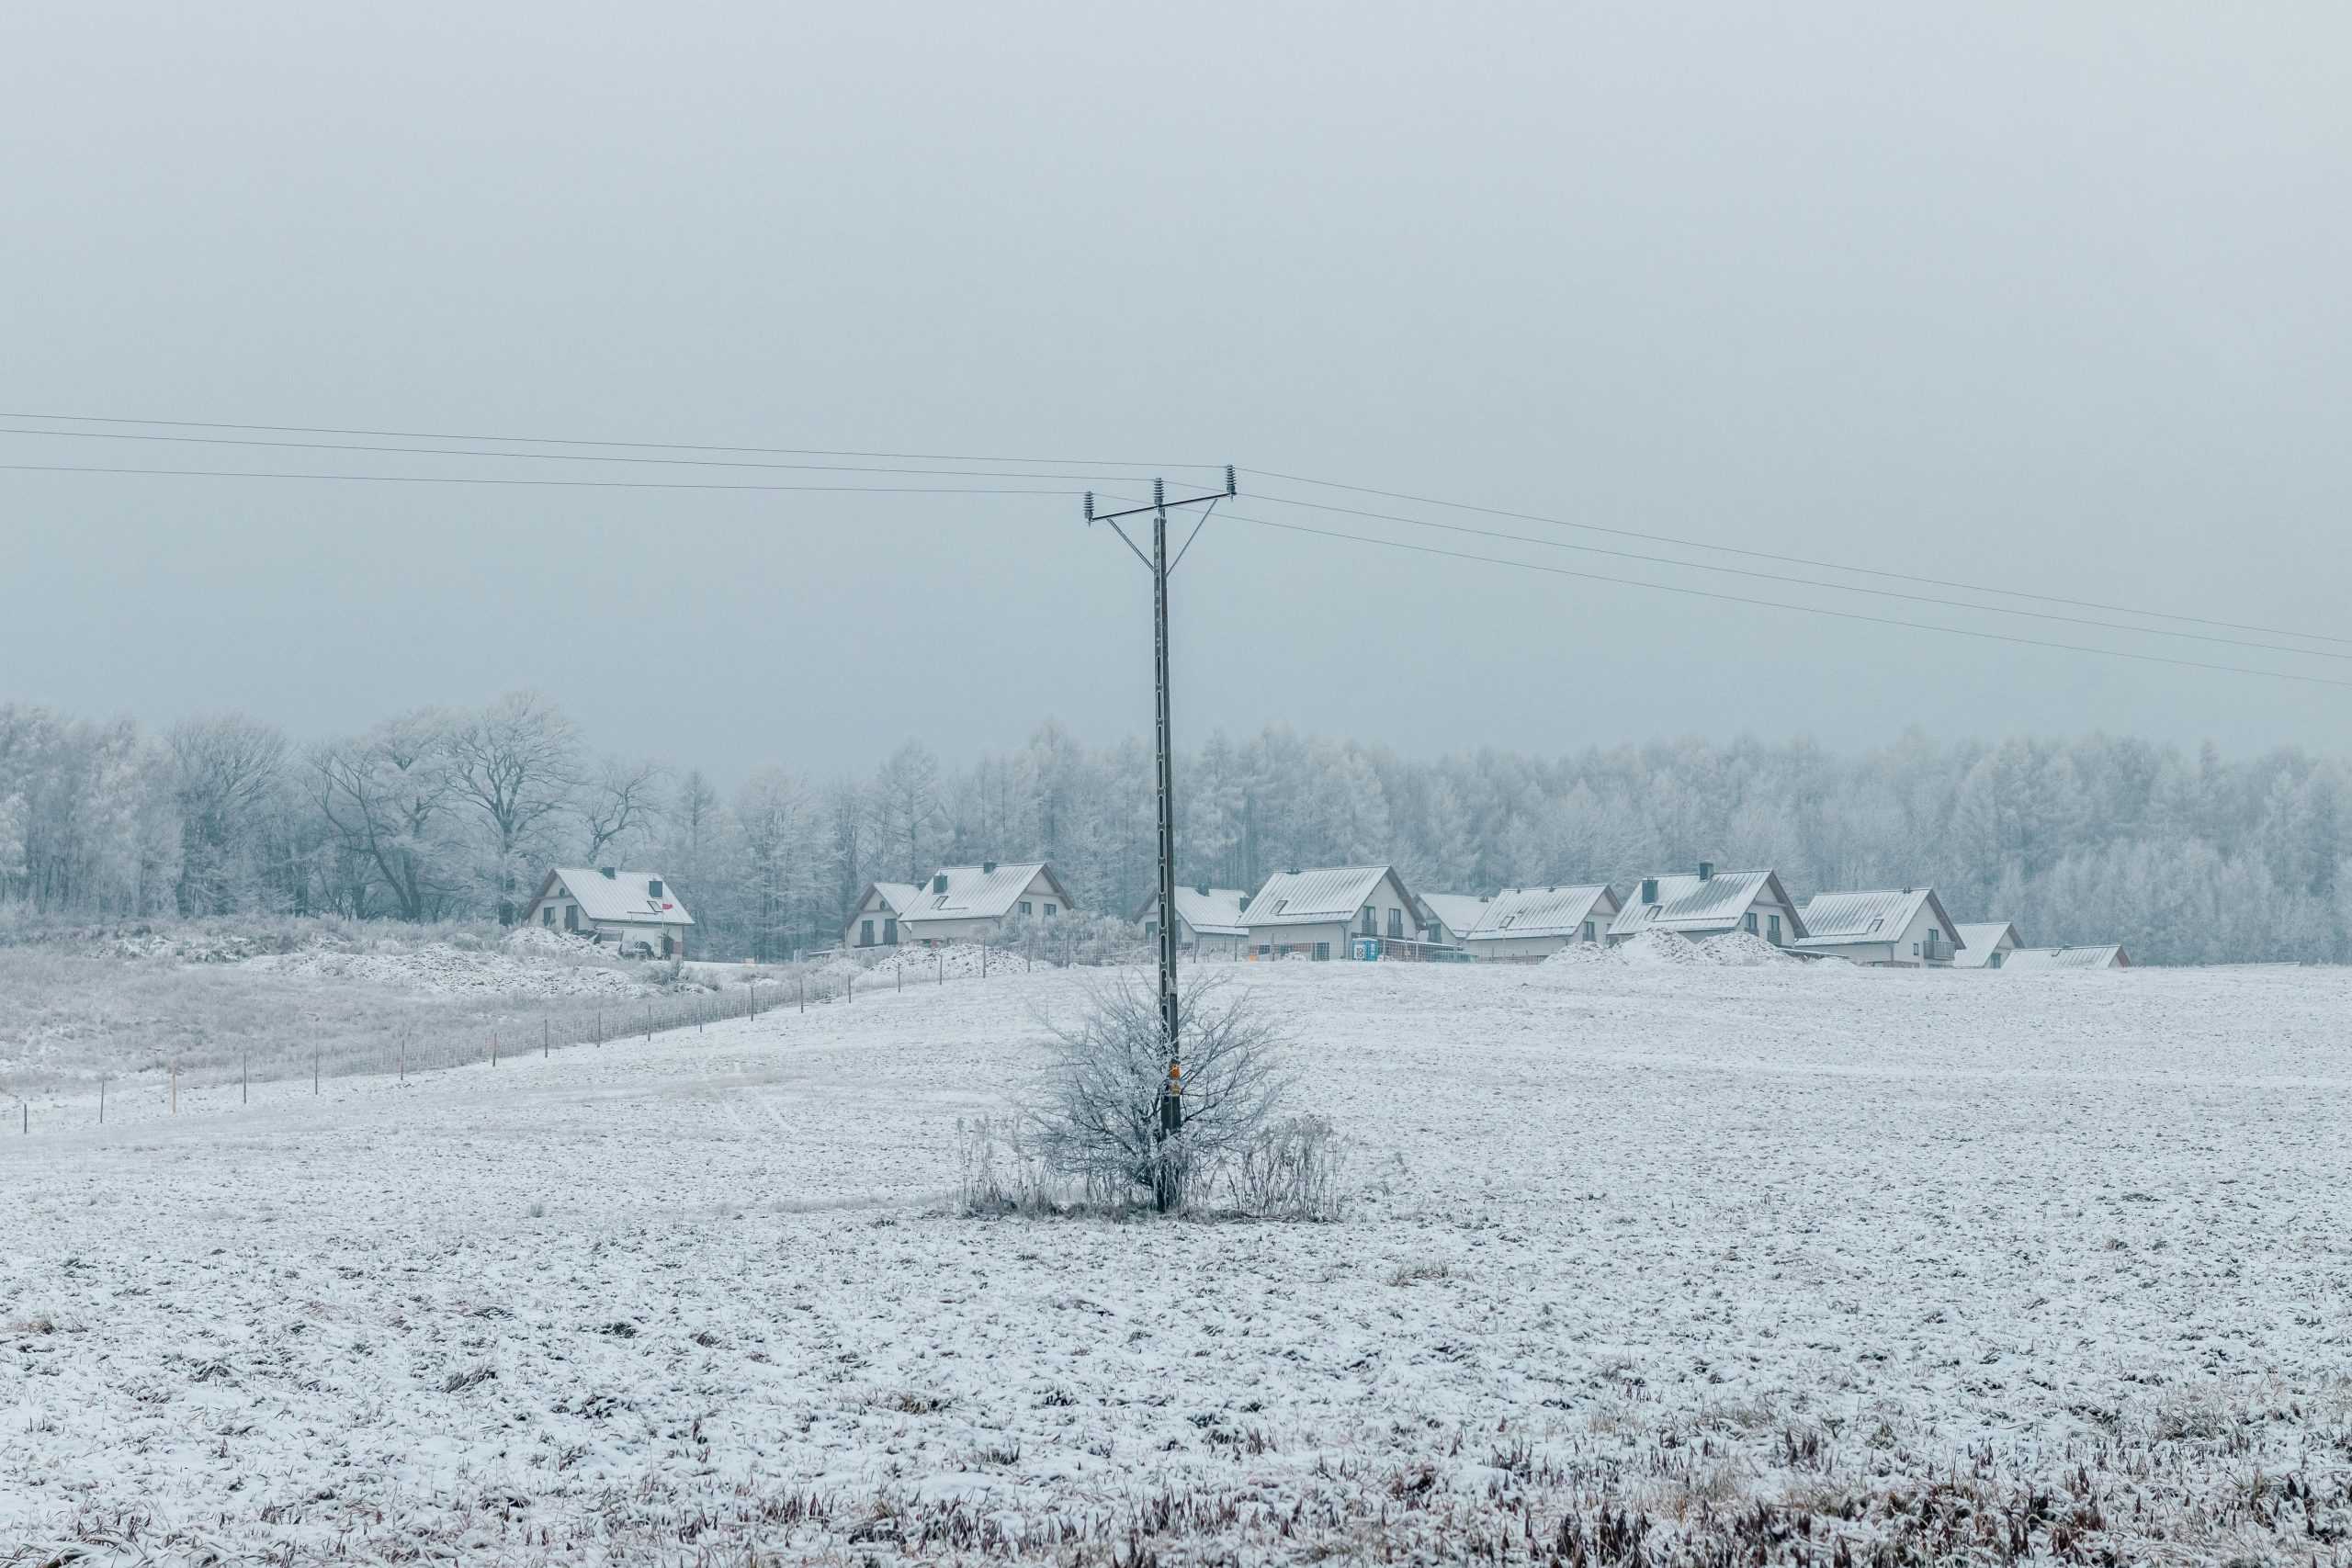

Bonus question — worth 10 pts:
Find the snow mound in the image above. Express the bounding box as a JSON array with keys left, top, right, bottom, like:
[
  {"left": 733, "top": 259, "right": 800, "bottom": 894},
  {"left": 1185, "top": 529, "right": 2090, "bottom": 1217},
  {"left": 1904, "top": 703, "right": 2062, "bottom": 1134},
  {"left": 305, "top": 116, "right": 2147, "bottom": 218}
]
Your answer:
[
  {"left": 1540, "top": 941, "right": 1622, "bottom": 967},
  {"left": 1613, "top": 930, "right": 1702, "bottom": 966},
  {"left": 1696, "top": 931, "right": 1795, "bottom": 966},
  {"left": 503, "top": 926, "right": 605, "bottom": 957},
  {"left": 242, "top": 942, "right": 650, "bottom": 998}
]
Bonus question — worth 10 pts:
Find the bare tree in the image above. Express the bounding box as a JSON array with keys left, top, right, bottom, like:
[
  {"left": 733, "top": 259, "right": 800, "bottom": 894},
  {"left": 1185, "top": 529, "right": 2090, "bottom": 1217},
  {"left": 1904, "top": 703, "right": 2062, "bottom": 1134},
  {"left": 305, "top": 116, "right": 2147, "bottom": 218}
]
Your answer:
[
  {"left": 311, "top": 708, "right": 459, "bottom": 921},
  {"left": 1029, "top": 972, "right": 1290, "bottom": 1212},
  {"left": 168, "top": 713, "right": 288, "bottom": 916},
  {"left": 579, "top": 756, "right": 667, "bottom": 865},
  {"left": 872, "top": 740, "right": 944, "bottom": 881},
  {"left": 445, "top": 691, "right": 580, "bottom": 921}
]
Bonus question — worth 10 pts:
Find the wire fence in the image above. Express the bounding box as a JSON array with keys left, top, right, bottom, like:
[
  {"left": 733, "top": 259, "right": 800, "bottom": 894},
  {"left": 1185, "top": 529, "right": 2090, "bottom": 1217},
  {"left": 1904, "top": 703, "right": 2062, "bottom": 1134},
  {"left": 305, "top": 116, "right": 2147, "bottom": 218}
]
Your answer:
[{"left": 7, "top": 942, "right": 1144, "bottom": 1139}]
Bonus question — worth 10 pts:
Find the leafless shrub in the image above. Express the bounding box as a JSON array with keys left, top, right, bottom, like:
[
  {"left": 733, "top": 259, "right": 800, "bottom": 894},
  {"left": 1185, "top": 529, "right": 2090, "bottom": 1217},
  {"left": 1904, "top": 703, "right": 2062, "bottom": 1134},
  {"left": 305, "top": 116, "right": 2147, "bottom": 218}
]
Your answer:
[
  {"left": 956, "top": 1115, "right": 1063, "bottom": 1215},
  {"left": 1027, "top": 972, "right": 1292, "bottom": 1213}
]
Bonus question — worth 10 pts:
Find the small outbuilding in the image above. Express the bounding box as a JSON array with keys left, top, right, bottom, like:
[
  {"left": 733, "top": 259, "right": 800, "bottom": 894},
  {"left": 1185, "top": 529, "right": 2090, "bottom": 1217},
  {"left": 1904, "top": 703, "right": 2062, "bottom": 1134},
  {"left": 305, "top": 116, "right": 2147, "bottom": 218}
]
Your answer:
[
  {"left": 1136, "top": 885, "right": 1252, "bottom": 958},
  {"left": 1243, "top": 866, "right": 1430, "bottom": 960},
  {"left": 522, "top": 867, "right": 695, "bottom": 957},
  {"left": 1951, "top": 921, "right": 2025, "bottom": 970},
  {"left": 1460, "top": 884, "right": 1622, "bottom": 960},
  {"left": 1608, "top": 864, "right": 1807, "bottom": 948},
  {"left": 1795, "top": 887, "right": 1965, "bottom": 966},
  {"left": 2001, "top": 943, "right": 2132, "bottom": 971},
  {"left": 844, "top": 881, "right": 925, "bottom": 950}
]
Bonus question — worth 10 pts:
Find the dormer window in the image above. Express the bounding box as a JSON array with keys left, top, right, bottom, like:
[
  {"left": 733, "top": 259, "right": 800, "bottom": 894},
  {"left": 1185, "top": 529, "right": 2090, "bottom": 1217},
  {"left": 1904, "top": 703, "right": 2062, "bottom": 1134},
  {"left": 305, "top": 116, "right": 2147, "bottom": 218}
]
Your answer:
[{"left": 649, "top": 879, "right": 663, "bottom": 898}]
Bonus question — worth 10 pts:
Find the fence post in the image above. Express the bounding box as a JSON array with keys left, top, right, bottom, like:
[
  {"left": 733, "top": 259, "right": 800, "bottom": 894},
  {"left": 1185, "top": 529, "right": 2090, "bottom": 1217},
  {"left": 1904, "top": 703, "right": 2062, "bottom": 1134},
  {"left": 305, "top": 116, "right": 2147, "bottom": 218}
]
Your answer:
[
  {"left": 492, "top": 1032, "right": 499, "bottom": 1067},
  {"left": 799, "top": 978, "right": 805, "bottom": 1013},
  {"left": 898, "top": 963, "right": 903, "bottom": 994},
  {"left": 544, "top": 1018, "right": 550, "bottom": 1059},
  {"left": 982, "top": 945, "right": 988, "bottom": 979},
  {"left": 646, "top": 1001, "right": 653, "bottom": 1043},
  {"left": 21, "top": 1100, "right": 27, "bottom": 1135},
  {"left": 99, "top": 1077, "right": 106, "bottom": 1124},
  {"left": 313, "top": 1049, "right": 320, "bottom": 1095},
  {"left": 595, "top": 1010, "right": 602, "bottom": 1047},
  {"left": 937, "top": 953, "right": 944, "bottom": 986}
]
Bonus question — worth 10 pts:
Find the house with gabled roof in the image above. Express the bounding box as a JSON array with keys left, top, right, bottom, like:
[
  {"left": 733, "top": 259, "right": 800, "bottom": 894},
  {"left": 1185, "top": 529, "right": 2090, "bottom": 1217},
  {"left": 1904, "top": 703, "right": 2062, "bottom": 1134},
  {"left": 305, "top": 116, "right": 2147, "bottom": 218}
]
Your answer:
[
  {"left": 2001, "top": 943, "right": 2132, "bottom": 971},
  {"left": 844, "top": 880, "right": 925, "bottom": 949},
  {"left": 522, "top": 867, "right": 695, "bottom": 957},
  {"left": 1134, "top": 885, "right": 1252, "bottom": 957},
  {"left": 1462, "top": 884, "right": 1621, "bottom": 960},
  {"left": 1951, "top": 921, "right": 2025, "bottom": 970},
  {"left": 1415, "top": 893, "right": 1490, "bottom": 948},
  {"left": 1795, "top": 887, "right": 1964, "bottom": 966},
  {"left": 1242, "top": 865, "right": 1430, "bottom": 960},
  {"left": 876, "top": 862, "right": 1074, "bottom": 947},
  {"left": 1607, "top": 864, "right": 1807, "bottom": 948}
]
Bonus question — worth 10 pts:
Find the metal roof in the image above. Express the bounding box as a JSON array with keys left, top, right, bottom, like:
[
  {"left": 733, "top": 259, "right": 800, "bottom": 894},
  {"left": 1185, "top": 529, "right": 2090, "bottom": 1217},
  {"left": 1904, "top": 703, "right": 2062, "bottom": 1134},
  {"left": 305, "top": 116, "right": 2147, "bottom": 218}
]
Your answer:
[
  {"left": 2001, "top": 943, "right": 2131, "bottom": 970},
  {"left": 1464, "top": 884, "right": 1617, "bottom": 942},
  {"left": 869, "top": 882, "right": 923, "bottom": 914},
  {"left": 1243, "top": 866, "right": 1416, "bottom": 928},
  {"left": 1417, "top": 893, "right": 1492, "bottom": 940},
  {"left": 1606, "top": 869, "right": 1807, "bottom": 941},
  {"left": 1133, "top": 886, "right": 1251, "bottom": 937},
  {"left": 1793, "top": 887, "right": 1960, "bottom": 951},
  {"left": 541, "top": 868, "right": 695, "bottom": 926},
  {"left": 1951, "top": 921, "right": 2024, "bottom": 968},
  {"left": 897, "top": 863, "right": 1068, "bottom": 926}
]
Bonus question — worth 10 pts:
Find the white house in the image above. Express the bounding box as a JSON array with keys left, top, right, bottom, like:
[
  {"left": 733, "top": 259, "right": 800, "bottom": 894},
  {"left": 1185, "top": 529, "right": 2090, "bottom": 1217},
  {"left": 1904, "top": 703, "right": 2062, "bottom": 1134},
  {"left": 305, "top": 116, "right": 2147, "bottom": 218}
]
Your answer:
[
  {"left": 521, "top": 867, "right": 695, "bottom": 957},
  {"left": 1951, "top": 921, "right": 2025, "bottom": 969},
  {"left": 1415, "top": 893, "right": 1490, "bottom": 949},
  {"left": 1242, "top": 866, "right": 1430, "bottom": 960},
  {"left": 1607, "top": 864, "right": 1807, "bottom": 947},
  {"left": 2002, "top": 943, "right": 2132, "bottom": 971},
  {"left": 1795, "top": 887, "right": 1965, "bottom": 966},
  {"left": 1136, "top": 885, "right": 1252, "bottom": 957},
  {"left": 844, "top": 881, "right": 924, "bottom": 950},
  {"left": 885, "top": 863, "right": 1075, "bottom": 946},
  {"left": 1460, "top": 884, "right": 1622, "bottom": 960}
]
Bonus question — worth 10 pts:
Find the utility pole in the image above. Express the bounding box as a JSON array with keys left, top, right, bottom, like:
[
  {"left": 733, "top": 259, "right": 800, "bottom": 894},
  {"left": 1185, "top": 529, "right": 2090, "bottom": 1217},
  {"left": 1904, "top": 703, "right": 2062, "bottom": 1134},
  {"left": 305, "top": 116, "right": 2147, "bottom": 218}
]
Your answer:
[{"left": 1085, "top": 466, "right": 1237, "bottom": 1210}]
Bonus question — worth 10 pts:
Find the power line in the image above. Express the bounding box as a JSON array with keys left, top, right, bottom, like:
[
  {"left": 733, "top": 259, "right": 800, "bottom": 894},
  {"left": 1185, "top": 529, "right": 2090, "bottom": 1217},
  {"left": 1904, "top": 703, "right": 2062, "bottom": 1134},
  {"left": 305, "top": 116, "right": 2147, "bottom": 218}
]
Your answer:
[
  {"left": 1250, "top": 468, "right": 2352, "bottom": 650},
  {"left": 1222, "top": 496, "right": 2352, "bottom": 663},
  {"left": 0, "top": 463, "right": 1082, "bottom": 496},
  {"left": 0, "top": 424, "right": 1168, "bottom": 483},
  {"left": 1229, "top": 512, "right": 2352, "bottom": 691},
  {"left": 0, "top": 410, "right": 1218, "bottom": 472}
]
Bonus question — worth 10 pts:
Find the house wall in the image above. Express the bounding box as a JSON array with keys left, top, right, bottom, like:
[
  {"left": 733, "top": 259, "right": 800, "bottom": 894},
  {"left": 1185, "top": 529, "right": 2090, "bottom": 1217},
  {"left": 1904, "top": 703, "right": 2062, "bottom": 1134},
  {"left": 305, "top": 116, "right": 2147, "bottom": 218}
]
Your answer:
[
  {"left": 1466, "top": 924, "right": 1607, "bottom": 960},
  {"left": 1803, "top": 940, "right": 1898, "bottom": 965},
  {"left": 1246, "top": 920, "right": 1350, "bottom": 959},
  {"left": 595, "top": 920, "right": 683, "bottom": 955}
]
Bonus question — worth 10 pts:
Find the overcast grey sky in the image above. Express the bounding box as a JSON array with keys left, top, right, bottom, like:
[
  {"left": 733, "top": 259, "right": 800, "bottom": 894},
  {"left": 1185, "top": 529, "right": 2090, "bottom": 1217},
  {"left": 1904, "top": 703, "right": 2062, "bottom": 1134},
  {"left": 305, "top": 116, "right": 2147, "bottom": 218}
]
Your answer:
[{"left": 3, "top": 3, "right": 2346, "bottom": 779}]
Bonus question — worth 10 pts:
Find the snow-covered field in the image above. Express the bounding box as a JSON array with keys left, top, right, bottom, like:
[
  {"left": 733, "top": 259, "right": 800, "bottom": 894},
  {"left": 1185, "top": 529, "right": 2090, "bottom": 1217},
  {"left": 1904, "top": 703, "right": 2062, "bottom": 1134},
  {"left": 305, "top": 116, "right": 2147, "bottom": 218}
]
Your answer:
[{"left": 6, "top": 958, "right": 2351, "bottom": 1564}]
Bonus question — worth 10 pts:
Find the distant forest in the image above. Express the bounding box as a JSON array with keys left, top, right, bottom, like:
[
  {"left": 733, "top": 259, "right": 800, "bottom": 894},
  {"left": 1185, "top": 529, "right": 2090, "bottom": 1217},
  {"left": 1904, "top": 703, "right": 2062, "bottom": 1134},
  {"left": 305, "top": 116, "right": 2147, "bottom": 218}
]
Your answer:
[{"left": 2, "top": 693, "right": 2345, "bottom": 965}]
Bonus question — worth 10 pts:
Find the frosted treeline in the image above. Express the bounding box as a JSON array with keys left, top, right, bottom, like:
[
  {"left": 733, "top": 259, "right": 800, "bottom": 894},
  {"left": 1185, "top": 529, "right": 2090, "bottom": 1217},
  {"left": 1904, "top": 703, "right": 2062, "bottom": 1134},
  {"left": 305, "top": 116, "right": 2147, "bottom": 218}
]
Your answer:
[{"left": 2, "top": 694, "right": 2345, "bottom": 965}]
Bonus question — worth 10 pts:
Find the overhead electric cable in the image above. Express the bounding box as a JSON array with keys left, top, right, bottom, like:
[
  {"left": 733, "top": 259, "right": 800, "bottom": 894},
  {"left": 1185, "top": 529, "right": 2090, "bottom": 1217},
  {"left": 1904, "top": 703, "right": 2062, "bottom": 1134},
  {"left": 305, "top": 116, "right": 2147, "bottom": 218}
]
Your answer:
[
  {"left": 1250, "top": 468, "right": 2352, "bottom": 649},
  {"left": 1227, "top": 512, "right": 2352, "bottom": 691},
  {"left": 1221, "top": 498, "right": 2352, "bottom": 663},
  {"left": 0, "top": 424, "right": 1165, "bottom": 483},
  {"left": 0, "top": 463, "right": 1082, "bottom": 496},
  {"left": 0, "top": 410, "right": 1217, "bottom": 471}
]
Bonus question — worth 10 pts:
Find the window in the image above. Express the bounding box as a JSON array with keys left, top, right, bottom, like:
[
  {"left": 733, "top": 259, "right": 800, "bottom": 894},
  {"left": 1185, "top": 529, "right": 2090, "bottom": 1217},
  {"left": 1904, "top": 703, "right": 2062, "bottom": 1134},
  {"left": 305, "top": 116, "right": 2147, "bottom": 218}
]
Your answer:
[
  {"left": 1498, "top": 914, "right": 1517, "bottom": 930},
  {"left": 564, "top": 906, "right": 578, "bottom": 932},
  {"left": 1044, "top": 903, "right": 1057, "bottom": 919},
  {"left": 1582, "top": 920, "right": 1595, "bottom": 942},
  {"left": 1988, "top": 950, "right": 2005, "bottom": 969},
  {"left": 860, "top": 919, "right": 875, "bottom": 947},
  {"left": 1361, "top": 908, "right": 1377, "bottom": 936},
  {"left": 933, "top": 896, "right": 948, "bottom": 908},
  {"left": 541, "top": 907, "right": 554, "bottom": 928},
  {"left": 1744, "top": 912, "right": 1758, "bottom": 935},
  {"left": 1272, "top": 898, "right": 1288, "bottom": 915},
  {"left": 1313, "top": 942, "right": 1330, "bottom": 961},
  {"left": 883, "top": 919, "right": 897, "bottom": 944},
  {"left": 648, "top": 879, "right": 663, "bottom": 898},
  {"left": 1387, "top": 908, "right": 1403, "bottom": 939},
  {"left": 1145, "top": 920, "right": 1158, "bottom": 940},
  {"left": 1768, "top": 914, "right": 1781, "bottom": 945},
  {"left": 1019, "top": 900, "right": 1033, "bottom": 917}
]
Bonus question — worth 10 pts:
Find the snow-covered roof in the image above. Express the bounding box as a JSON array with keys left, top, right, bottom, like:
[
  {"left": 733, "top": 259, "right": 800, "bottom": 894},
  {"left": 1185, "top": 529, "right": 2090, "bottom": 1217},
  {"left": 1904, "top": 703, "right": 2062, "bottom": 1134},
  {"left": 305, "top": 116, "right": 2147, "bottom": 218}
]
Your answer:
[
  {"left": 1607, "top": 869, "right": 1806, "bottom": 941},
  {"left": 1132, "top": 886, "right": 1251, "bottom": 937},
  {"left": 1794, "top": 888, "right": 1960, "bottom": 951},
  {"left": 871, "top": 882, "right": 923, "bottom": 914},
  {"left": 1417, "top": 893, "right": 1491, "bottom": 940},
  {"left": 2002, "top": 943, "right": 2131, "bottom": 971},
  {"left": 897, "top": 863, "right": 1069, "bottom": 926},
  {"left": 1243, "top": 866, "right": 1417, "bottom": 928},
  {"left": 1951, "top": 921, "right": 2024, "bottom": 968},
  {"left": 1464, "top": 885, "right": 1617, "bottom": 942},
  {"left": 540, "top": 868, "right": 694, "bottom": 926}
]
